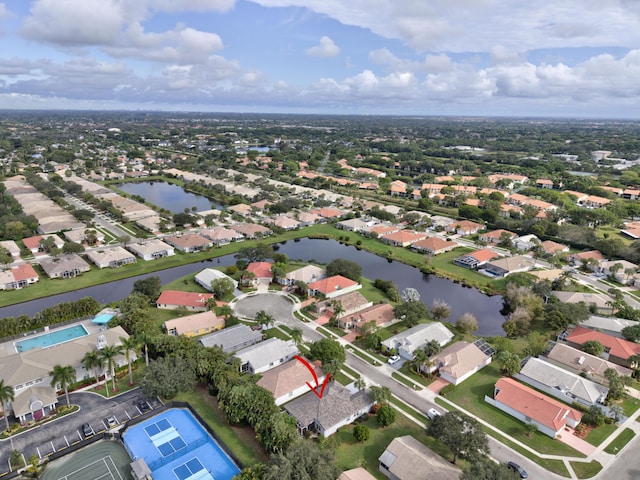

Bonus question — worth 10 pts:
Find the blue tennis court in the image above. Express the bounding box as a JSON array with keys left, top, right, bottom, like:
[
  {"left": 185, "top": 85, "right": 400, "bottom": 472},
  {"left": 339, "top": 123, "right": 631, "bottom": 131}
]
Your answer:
[
  {"left": 145, "top": 418, "right": 172, "bottom": 437},
  {"left": 173, "top": 458, "right": 205, "bottom": 480},
  {"left": 157, "top": 436, "right": 187, "bottom": 457}
]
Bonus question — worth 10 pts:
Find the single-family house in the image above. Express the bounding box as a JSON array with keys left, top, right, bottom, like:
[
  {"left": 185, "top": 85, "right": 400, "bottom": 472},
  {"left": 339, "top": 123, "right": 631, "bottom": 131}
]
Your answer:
[
  {"left": 227, "top": 203, "right": 252, "bottom": 216},
  {"left": 479, "top": 229, "right": 516, "bottom": 245},
  {"left": 541, "top": 240, "right": 569, "bottom": 255},
  {"left": 445, "top": 220, "right": 483, "bottom": 236},
  {"left": 479, "top": 255, "right": 536, "bottom": 278},
  {"left": 229, "top": 223, "right": 272, "bottom": 239},
  {"left": 163, "top": 233, "right": 213, "bottom": 253},
  {"left": 127, "top": 239, "right": 175, "bottom": 260},
  {"left": 381, "top": 323, "right": 454, "bottom": 360},
  {"left": 339, "top": 468, "right": 377, "bottom": 480},
  {"left": 565, "top": 326, "right": 640, "bottom": 367},
  {"left": 310, "top": 207, "right": 344, "bottom": 220},
  {"left": 536, "top": 178, "right": 554, "bottom": 189},
  {"left": 552, "top": 291, "right": 611, "bottom": 315},
  {"left": 427, "top": 341, "right": 492, "bottom": 385},
  {"left": 194, "top": 268, "right": 239, "bottom": 291},
  {"left": 380, "top": 230, "right": 427, "bottom": 247},
  {"left": 622, "top": 189, "right": 640, "bottom": 200},
  {"left": 316, "top": 291, "right": 372, "bottom": 318},
  {"left": 621, "top": 222, "right": 640, "bottom": 240},
  {"left": 39, "top": 254, "right": 91, "bottom": 279},
  {"left": 246, "top": 261, "right": 273, "bottom": 284},
  {"left": 22, "top": 234, "right": 65, "bottom": 255},
  {"left": 582, "top": 195, "right": 611, "bottom": 209},
  {"left": 338, "top": 303, "right": 395, "bottom": 332},
  {"left": 257, "top": 357, "right": 326, "bottom": 406},
  {"left": 199, "top": 324, "right": 263, "bottom": 353},
  {"left": 270, "top": 215, "right": 301, "bottom": 230},
  {"left": 567, "top": 250, "right": 604, "bottom": 267},
  {"left": 410, "top": 237, "right": 458, "bottom": 256},
  {"left": 597, "top": 260, "right": 638, "bottom": 284},
  {"left": 63, "top": 229, "right": 105, "bottom": 246},
  {"left": 336, "top": 218, "right": 377, "bottom": 232},
  {"left": 281, "top": 265, "right": 326, "bottom": 286},
  {"left": 200, "top": 227, "right": 244, "bottom": 246},
  {"left": 297, "top": 212, "right": 322, "bottom": 226},
  {"left": 506, "top": 193, "right": 530, "bottom": 206},
  {"left": 164, "top": 310, "right": 224, "bottom": 337},
  {"left": 0, "top": 264, "right": 39, "bottom": 290},
  {"left": 308, "top": 275, "right": 361, "bottom": 299},
  {"left": 156, "top": 290, "right": 214, "bottom": 311},
  {"left": 389, "top": 180, "right": 407, "bottom": 196},
  {"left": 429, "top": 215, "right": 456, "bottom": 229},
  {"left": 485, "top": 378, "right": 582, "bottom": 438},
  {"left": 580, "top": 315, "right": 638, "bottom": 339},
  {"left": 0, "top": 240, "right": 21, "bottom": 260},
  {"left": 453, "top": 248, "right": 499, "bottom": 269},
  {"left": 515, "top": 357, "right": 608, "bottom": 408},
  {"left": 500, "top": 204, "right": 522, "bottom": 218},
  {"left": 284, "top": 383, "right": 375, "bottom": 437},
  {"left": 512, "top": 234, "right": 540, "bottom": 251},
  {"left": 235, "top": 338, "right": 299, "bottom": 374},
  {"left": 86, "top": 246, "right": 137, "bottom": 269},
  {"left": 365, "top": 224, "right": 402, "bottom": 238},
  {"left": 564, "top": 190, "right": 589, "bottom": 203},
  {"left": 543, "top": 342, "right": 631, "bottom": 386},
  {"left": 378, "top": 435, "right": 460, "bottom": 480}
]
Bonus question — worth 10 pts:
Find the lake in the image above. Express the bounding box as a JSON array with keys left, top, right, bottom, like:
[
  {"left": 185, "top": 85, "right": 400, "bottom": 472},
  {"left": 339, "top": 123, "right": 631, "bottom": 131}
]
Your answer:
[
  {"left": 116, "top": 181, "right": 221, "bottom": 213},
  {"left": 0, "top": 239, "right": 505, "bottom": 336}
]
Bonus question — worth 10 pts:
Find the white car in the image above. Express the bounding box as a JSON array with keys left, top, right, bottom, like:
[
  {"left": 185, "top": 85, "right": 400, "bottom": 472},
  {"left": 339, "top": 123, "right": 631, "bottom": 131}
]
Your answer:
[
  {"left": 427, "top": 408, "right": 441, "bottom": 420},
  {"left": 387, "top": 355, "right": 401, "bottom": 365}
]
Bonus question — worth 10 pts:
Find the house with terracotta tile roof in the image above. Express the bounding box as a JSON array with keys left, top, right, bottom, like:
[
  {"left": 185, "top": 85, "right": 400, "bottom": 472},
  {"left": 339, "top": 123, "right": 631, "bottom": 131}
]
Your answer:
[
  {"left": 270, "top": 215, "right": 301, "bottom": 230},
  {"left": 621, "top": 222, "right": 640, "bottom": 240},
  {"left": 310, "top": 207, "right": 344, "bottom": 220},
  {"left": 427, "top": 341, "right": 492, "bottom": 385},
  {"left": 389, "top": 180, "right": 407, "bottom": 196},
  {"left": 541, "top": 240, "right": 569, "bottom": 255},
  {"left": 296, "top": 211, "right": 322, "bottom": 226},
  {"left": 338, "top": 303, "right": 395, "bottom": 332},
  {"left": 308, "top": 275, "right": 361, "bottom": 299},
  {"left": 257, "top": 357, "right": 326, "bottom": 406},
  {"left": 623, "top": 189, "right": 640, "bottom": 200},
  {"left": 410, "top": 237, "right": 458, "bottom": 256},
  {"left": 567, "top": 250, "right": 604, "bottom": 267},
  {"left": 316, "top": 291, "right": 372, "bottom": 318},
  {"left": 163, "top": 233, "right": 213, "bottom": 253},
  {"left": 487, "top": 173, "right": 528, "bottom": 188},
  {"left": 581, "top": 195, "right": 611, "bottom": 209},
  {"left": 479, "top": 229, "right": 516, "bottom": 245},
  {"left": 506, "top": 193, "right": 529, "bottom": 206},
  {"left": 565, "top": 326, "right": 640, "bottom": 367},
  {"left": 246, "top": 261, "right": 273, "bottom": 283},
  {"left": 380, "top": 230, "right": 427, "bottom": 247},
  {"left": 564, "top": 190, "right": 589, "bottom": 202},
  {"left": 500, "top": 204, "right": 522, "bottom": 218},
  {"left": 156, "top": 290, "right": 214, "bottom": 311},
  {"left": 339, "top": 468, "right": 377, "bottom": 480},
  {"left": 454, "top": 248, "right": 500, "bottom": 269},
  {"left": 445, "top": 220, "right": 484, "bottom": 236},
  {"left": 22, "top": 234, "right": 65, "bottom": 255},
  {"left": 0, "top": 264, "right": 39, "bottom": 290},
  {"left": 486, "top": 377, "right": 582, "bottom": 438},
  {"left": 227, "top": 203, "right": 252, "bottom": 216},
  {"left": 365, "top": 224, "right": 402, "bottom": 238},
  {"left": 536, "top": 178, "right": 554, "bottom": 189},
  {"left": 250, "top": 199, "right": 271, "bottom": 213},
  {"left": 164, "top": 310, "right": 224, "bottom": 337}
]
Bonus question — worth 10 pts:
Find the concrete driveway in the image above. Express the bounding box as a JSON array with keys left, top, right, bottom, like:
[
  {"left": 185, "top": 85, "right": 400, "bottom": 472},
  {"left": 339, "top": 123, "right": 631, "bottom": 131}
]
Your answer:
[{"left": 0, "top": 388, "right": 159, "bottom": 474}]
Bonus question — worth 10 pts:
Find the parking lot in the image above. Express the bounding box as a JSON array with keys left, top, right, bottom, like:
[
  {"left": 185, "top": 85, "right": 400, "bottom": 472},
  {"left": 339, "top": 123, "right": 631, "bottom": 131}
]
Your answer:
[{"left": 0, "top": 389, "right": 161, "bottom": 472}]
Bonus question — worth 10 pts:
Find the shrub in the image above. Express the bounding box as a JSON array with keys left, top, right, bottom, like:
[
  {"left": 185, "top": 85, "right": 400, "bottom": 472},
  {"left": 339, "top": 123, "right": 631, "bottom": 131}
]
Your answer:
[
  {"left": 439, "top": 384, "right": 456, "bottom": 396},
  {"left": 353, "top": 425, "right": 370, "bottom": 443},
  {"left": 376, "top": 404, "right": 396, "bottom": 427}
]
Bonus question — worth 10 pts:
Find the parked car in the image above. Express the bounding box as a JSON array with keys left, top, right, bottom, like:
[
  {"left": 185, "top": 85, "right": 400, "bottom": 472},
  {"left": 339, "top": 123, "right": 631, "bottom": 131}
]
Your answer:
[
  {"left": 81, "top": 423, "right": 93, "bottom": 438},
  {"left": 106, "top": 416, "right": 118, "bottom": 428},
  {"left": 427, "top": 408, "right": 441, "bottom": 420},
  {"left": 138, "top": 401, "right": 151, "bottom": 413},
  {"left": 507, "top": 461, "right": 528, "bottom": 479},
  {"left": 387, "top": 355, "right": 401, "bottom": 365}
]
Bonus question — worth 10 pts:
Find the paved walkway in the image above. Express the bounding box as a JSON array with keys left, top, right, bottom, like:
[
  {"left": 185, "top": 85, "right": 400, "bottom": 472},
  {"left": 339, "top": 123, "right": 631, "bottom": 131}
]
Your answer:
[{"left": 557, "top": 427, "right": 597, "bottom": 456}]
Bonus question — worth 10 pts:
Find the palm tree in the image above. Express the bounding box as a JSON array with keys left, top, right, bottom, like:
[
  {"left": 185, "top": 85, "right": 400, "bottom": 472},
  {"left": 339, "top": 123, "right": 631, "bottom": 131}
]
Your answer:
[
  {"left": 81, "top": 350, "right": 103, "bottom": 387},
  {"left": 291, "top": 327, "right": 303, "bottom": 346},
  {"left": 0, "top": 379, "right": 15, "bottom": 432},
  {"left": 120, "top": 336, "right": 138, "bottom": 385},
  {"left": 49, "top": 364, "right": 76, "bottom": 407},
  {"left": 135, "top": 332, "right": 152, "bottom": 367},
  {"left": 100, "top": 345, "right": 123, "bottom": 392}
]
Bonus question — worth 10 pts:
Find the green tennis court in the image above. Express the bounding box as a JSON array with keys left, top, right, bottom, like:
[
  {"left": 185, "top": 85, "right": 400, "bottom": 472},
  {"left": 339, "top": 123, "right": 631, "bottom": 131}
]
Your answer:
[{"left": 41, "top": 441, "right": 133, "bottom": 480}]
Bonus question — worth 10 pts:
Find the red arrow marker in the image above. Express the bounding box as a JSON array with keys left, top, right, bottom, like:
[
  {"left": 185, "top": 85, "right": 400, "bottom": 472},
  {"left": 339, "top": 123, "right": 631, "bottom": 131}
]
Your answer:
[{"left": 295, "top": 355, "right": 331, "bottom": 399}]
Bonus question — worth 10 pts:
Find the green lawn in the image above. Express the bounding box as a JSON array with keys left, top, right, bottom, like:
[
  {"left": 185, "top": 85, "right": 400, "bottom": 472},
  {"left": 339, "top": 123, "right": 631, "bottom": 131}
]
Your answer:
[
  {"left": 391, "top": 372, "right": 422, "bottom": 390},
  {"left": 172, "top": 388, "right": 268, "bottom": 467},
  {"left": 398, "top": 363, "right": 437, "bottom": 387},
  {"left": 346, "top": 345, "right": 382, "bottom": 366},
  {"left": 162, "top": 273, "right": 210, "bottom": 293},
  {"left": 570, "top": 460, "right": 602, "bottom": 479},
  {"left": 428, "top": 247, "right": 499, "bottom": 290},
  {"left": 618, "top": 396, "right": 640, "bottom": 417},
  {"left": 584, "top": 423, "right": 617, "bottom": 446},
  {"left": 329, "top": 414, "right": 465, "bottom": 479},
  {"left": 389, "top": 397, "right": 429, "bottom": 425},
  {"left": 442, "top": 364, "right": 585, "bottom": 457},
  {"left": 604, "top": 428, "right": 636, "bottom": 454},
  {"left": 264, "top": 327, "right": 291, "bottom": 341}
]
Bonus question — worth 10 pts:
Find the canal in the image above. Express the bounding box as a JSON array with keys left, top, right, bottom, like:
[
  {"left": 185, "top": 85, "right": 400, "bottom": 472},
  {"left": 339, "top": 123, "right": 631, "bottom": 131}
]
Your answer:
[{"left": 0, "top": 239, "right": 505, "bottom": 336}]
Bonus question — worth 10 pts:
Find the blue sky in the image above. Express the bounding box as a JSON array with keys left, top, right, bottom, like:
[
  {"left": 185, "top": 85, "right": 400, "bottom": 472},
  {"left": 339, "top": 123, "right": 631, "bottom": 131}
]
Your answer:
[{"left": 1, "top": 0, "right": 640, "bottom": 117}]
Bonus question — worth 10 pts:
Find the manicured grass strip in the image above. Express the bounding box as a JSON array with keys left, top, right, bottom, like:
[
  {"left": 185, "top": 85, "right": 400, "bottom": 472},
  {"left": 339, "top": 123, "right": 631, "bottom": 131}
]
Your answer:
[
  {"left": 346, "top": 346, "right": 380, "bottom": 366},
  {"left": 324, "top": 325, "right": 348, "bottom": 337},
  {"left": 619, "top": 396, "right": 640, "bottom": 417},
  {"left": 334, "top": 371, "right": 352, "bottom": 385},
  {"left": 570, "top": 460, "right": 602, "bottom": 479},
  {"left": 584, "top": 423, "right": 617, "bottom": 446},
  {"left": 342, "top": 364, "right": 360, "bottom": 380},
  {"left": 173, "top": 389, "right": 266, "bottom": 467},
  {"left": 389, "top": 396, "right": 429, "bottom": 425},
  {"left": 391, "top": 372, "right": 422, "bottom": 390},
  {"left": 264, "top": 327, "right": 291, "bottom": 341},
  {"left": 604, "top": 428, "right": 636, "bottom": 454},
  {"left": 398, "top": 364, "right": 436, "bottom": 387},
  {"left": 316, "top": 326, "right": 334, "bottom": 337},
  {"left": 278, "top": 324, "right": 293, "bottom": 334}
]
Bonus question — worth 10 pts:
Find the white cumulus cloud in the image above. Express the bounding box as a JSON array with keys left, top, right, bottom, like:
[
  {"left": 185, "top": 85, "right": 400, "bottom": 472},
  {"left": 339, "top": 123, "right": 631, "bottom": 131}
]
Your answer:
[{"left": 306, "top": 36, "right": 340, "bottom": 58}]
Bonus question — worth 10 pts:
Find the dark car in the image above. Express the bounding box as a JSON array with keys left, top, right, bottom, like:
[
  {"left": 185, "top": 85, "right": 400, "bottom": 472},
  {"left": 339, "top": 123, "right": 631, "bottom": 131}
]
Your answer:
[
  {"left": 507, "top": 461, "right": 528, "bottom": 479},
  {"left": 138, "top": 401, "right": 151, "bottom": 413},
  {"left": 81, "top": 423, "right": 93, "bottom": 437}
]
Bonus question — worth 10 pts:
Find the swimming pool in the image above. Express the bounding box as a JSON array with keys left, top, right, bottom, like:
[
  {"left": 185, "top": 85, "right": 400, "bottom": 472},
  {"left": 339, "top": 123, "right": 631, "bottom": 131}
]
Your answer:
[
  {"left": 123, "top": 408, "right": 240, "bottom": 480},
  {"left": 92, "top": 312, "right": 116, "bottom": 325},
  {"left": 15, "top": 324, "right": 89, "bottom": 353}
]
